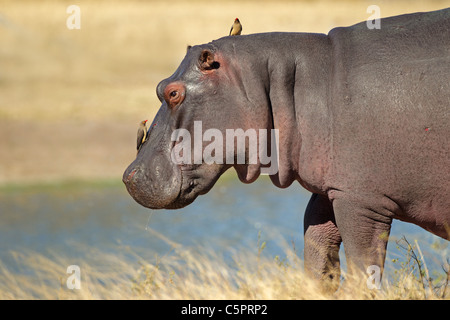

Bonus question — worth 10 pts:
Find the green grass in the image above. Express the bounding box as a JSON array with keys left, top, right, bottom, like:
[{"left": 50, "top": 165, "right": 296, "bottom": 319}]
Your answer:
[
  {"left": 0, "top": 169, "right": 244, "bottom": 194},
  {"left": 0, "top": 177, "right": 123, "bottom": 194}
]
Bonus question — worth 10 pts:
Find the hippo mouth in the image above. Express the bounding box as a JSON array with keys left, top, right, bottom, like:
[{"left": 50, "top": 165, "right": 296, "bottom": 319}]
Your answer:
[{"left": 167, "top": 164, "right": 228, "bottom": 209}]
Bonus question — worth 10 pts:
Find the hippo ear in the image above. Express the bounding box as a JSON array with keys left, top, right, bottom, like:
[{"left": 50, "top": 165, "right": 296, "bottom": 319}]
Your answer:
[
  {"left": 186, "top": 45, "right": 192, "bottom": 53},
  {"left": 199, "top": 49, "right": 220, "bottom": 70}
]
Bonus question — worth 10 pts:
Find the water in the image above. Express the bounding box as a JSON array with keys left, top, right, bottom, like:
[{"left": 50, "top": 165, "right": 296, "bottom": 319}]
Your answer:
[{"left": 0, "top": 176, "right": 448, "bottom": 279}]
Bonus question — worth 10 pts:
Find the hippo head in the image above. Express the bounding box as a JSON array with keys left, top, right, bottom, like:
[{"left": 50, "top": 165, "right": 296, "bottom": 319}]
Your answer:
[{"left": 123, "top": 36, "right": 300, "bottom": 209}]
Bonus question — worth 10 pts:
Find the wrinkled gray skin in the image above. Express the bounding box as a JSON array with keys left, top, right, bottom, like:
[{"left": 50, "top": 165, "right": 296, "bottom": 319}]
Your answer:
[{"left": 124, "top": 8, "right": 450, "bottom": 291}]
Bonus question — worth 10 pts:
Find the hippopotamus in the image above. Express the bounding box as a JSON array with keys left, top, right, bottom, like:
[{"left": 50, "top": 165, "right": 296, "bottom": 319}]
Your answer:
[{"left": 123, "top": 8, "right": 450, "bottom": 291}]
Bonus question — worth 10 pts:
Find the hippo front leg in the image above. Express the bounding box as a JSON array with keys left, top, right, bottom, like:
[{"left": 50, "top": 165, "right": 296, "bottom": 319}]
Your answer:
[
  {"left": 330, "top": 191, "right": 394, "bottom": 288},
  {"left": 304, "top": 193, "right": 342, "bottom": 292}
]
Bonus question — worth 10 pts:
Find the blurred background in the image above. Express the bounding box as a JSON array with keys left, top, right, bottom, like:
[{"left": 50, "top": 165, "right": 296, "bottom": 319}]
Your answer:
[{"left": 0, "top": 0, "right": 449, "bottom": 299}]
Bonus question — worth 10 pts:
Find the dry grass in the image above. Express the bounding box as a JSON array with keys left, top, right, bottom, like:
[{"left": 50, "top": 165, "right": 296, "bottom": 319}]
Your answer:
[
  {"left": 1, "top": 231, "right": 448, "bottom": 300},
  {"left": 0, "top": 0, "right": 449, "bottom": 184}
]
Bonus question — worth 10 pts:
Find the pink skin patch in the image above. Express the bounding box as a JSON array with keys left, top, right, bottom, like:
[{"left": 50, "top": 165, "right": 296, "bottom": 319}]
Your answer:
[{"left": 126, "top": 169, "right": 137, "bottom": 182}]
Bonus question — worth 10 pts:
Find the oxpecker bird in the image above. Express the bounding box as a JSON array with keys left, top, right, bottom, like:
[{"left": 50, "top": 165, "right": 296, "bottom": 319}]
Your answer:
[
  {"left": 137, "top": 120, "right": 148, "bottom": 153},
  {"left": 229, "top": 18, "right": 242, "bottom": 36}
]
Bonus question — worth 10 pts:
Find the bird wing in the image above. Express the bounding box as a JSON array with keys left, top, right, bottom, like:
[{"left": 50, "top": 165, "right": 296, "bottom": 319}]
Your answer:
[
  {"left": 229, "top": 25, "right": 233, "bottom": 36},
  {"left": 137, "top": 128, "right": 145, "bottom": 150}
]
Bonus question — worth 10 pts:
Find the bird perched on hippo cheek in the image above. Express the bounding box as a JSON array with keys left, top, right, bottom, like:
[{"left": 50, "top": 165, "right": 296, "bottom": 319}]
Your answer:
[
  {"left": 136, "top": 119, "right": 148, "bottom": 154},
  {"left": 229, "top": 18, "right": 242, "bottom": 36}
]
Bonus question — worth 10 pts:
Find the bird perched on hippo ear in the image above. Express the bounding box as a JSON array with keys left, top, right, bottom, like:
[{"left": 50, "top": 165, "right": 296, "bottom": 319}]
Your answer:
[
  {"left": 137, "top": 120, "right": 148, "bottom": 154},
  {"left": 229, "top": 18, "right": 242, "bottom": 36}
]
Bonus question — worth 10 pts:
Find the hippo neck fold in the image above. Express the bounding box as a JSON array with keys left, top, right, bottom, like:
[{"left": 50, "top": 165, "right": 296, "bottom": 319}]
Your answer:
[{"left": 217, "top": 33, "right": 333, "bottom": 191}]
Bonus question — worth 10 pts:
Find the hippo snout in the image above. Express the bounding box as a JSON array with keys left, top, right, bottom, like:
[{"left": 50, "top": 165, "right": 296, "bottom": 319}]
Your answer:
[{"left": 122, "top": 157, "right": 183, "bottom": 209}]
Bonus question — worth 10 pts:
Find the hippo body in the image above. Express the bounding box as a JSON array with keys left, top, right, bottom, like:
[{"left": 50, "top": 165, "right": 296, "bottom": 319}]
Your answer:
[{"left": 124, "top": 8, "right": 450, "bottom": 290}]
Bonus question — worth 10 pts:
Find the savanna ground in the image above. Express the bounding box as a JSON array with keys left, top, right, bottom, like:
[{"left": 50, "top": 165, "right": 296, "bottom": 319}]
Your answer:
[{"left": 0, "top": 0, "right": 449, "bottom": 299}]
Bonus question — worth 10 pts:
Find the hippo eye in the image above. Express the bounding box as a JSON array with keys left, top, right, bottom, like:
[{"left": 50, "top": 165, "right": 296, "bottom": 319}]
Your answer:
[
  {"left": 164, "top": 82, "right": 186, "bottom": 108},
  {"left": 169, "top": 91, "right": 180, "bottom": 106}
]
